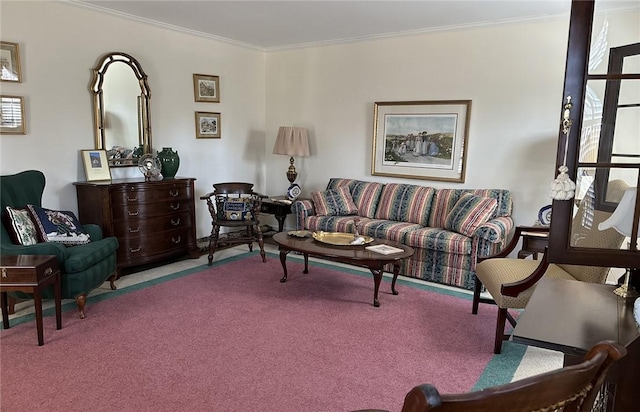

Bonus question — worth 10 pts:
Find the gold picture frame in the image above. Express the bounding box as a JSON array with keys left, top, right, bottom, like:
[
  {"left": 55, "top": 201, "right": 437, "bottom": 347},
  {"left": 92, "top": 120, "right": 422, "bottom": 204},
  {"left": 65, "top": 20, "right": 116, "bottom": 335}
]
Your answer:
[
  {"left": 372, "top": 100, "right": 471, "bottom": 183},
  {"left": 195, "top": 111, "right": 221, "bottom": 138},
  {"left": 0, "top": 95, "right": 26, "bottom": 135},
  {"left": 81, "top": 149, "right": 112, "bottom": 181},
  {"left": 0, "top": 41, "right": 22, "bottom": 82},
  {"left": 193, "top": 74, "right": 220, "bottom": 103}
]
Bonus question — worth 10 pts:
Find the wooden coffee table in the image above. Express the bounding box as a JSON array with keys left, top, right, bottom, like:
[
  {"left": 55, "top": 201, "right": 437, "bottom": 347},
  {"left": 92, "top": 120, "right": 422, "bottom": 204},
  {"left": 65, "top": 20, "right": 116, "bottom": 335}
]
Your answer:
[{"left": 272, "top": 232, "right": 414, "bottom": 307}]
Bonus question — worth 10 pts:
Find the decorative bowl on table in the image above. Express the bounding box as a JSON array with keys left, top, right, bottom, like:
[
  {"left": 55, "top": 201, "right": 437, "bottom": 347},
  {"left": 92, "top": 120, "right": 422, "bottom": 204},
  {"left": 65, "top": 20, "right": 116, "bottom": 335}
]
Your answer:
[
  {"left": 311, "top": 231, "right": 374, "bottom": 246},
  {"left": 288, "top": 230, "right": 312, "bottom": 238}
]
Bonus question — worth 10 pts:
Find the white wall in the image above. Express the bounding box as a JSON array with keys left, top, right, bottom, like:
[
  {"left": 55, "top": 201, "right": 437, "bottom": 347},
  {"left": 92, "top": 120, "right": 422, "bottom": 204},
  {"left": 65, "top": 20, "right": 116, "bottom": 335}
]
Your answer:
[
  {"left": 0, "top": 1, "right": 266, "bottom": 239},
  {"left": 264, "top": 10, "right": 637, "bottom": 229},
  {"left": 2, "top": 1, "right": 637, "bottom": 240}
]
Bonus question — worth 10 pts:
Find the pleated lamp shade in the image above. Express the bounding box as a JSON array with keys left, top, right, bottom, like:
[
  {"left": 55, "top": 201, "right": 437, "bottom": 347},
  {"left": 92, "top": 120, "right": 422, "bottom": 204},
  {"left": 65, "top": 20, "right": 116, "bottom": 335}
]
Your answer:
[
  {"left": 272, "top": 126, "right": 310, "bottom": 190},
  {"left": 272, "top": 127, "right": 310, "bottom": 157}
]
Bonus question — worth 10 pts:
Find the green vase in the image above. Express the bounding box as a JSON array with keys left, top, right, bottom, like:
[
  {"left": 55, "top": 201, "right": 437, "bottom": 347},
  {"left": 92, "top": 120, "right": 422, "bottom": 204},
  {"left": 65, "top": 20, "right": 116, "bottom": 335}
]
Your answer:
[{"left": 158, "top": 147, "right": 180, "bottom": 179}]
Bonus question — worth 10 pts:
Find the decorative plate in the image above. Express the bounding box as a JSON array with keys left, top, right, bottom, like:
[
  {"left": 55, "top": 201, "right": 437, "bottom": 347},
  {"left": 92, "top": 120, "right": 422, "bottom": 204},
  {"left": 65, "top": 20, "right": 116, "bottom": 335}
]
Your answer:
[
  {"left": 138, "top": 154, "right": 162, "bottom": 180},
  {"left": 537, "top": 205, "right": 552, "bottom": 226},
  {"left": 288, "top": 230, "right": 312, "bottom": 238},
  {"left": 312, "top": 231, "right": 374, "bottom": 246},
  {"left": 287, "top": 183, "right": 302, "bottom": 200}
]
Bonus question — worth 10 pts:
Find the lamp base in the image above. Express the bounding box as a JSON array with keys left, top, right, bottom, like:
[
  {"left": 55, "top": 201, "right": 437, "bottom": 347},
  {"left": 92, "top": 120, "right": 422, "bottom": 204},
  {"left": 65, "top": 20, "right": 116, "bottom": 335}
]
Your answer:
[{"left": 614, "top": 269, "right": 640, "bottom": 300}]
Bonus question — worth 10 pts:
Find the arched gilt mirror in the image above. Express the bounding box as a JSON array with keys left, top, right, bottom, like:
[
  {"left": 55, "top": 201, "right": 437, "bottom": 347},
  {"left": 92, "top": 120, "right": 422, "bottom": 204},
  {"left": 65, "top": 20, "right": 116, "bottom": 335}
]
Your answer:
[{"left": 91, "top": 52, "right": 152, "bottom": 167}]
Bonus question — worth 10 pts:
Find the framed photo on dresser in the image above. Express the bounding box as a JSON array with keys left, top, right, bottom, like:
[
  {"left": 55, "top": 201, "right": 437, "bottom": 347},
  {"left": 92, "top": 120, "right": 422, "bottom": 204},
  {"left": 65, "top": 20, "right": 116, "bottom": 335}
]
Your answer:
[{"left": 81, "top": 149, "right": 112, "bottom": 181}]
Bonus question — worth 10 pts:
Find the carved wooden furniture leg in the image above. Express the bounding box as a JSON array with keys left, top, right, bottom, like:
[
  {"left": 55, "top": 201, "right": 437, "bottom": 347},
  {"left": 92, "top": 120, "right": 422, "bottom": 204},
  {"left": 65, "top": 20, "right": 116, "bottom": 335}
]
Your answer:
[
  {"left": 109, "top": 271, "right": 118, "bottom": 290},
  {"left": 279, "top": 249, "right": 290, "bottom": 283},
  {"left": 369, "top": 268, "right": 383, "bottom": 307},
  {"left": 391, "top": 262, "right": 400, "bottom": 295},
  {"left": 76, "top": 294, "right": 87, "bottom": 319},
  {"left": 207, "top": 226, "right": 221, "bottom": 266},
  {"left": 256, "top": 225, "right": 266, "bottom": 262}
]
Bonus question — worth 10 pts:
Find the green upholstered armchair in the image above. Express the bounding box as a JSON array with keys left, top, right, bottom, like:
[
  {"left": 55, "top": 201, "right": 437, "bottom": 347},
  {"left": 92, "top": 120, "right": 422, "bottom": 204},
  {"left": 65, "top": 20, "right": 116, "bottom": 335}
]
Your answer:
[{"left": 1, "top": 170, "right": 119, "bottom": 318}]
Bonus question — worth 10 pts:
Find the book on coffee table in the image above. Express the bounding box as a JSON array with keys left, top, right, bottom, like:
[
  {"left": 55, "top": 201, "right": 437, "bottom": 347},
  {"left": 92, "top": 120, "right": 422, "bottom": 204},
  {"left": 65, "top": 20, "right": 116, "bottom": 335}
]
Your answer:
[{"left": 366, "top": 244, "right": 404, "bottom": 255}]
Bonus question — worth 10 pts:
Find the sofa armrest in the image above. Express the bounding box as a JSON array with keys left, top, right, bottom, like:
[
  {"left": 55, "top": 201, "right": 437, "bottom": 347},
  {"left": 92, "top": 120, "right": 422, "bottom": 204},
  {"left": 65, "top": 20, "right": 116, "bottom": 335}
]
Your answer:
[
  {"left": 291, "top": 199, "right": 316, "bottom": 230},
  {"left": 83, "top": 224, "right": 103, "bottom": 241},
  {"left": 0, "top": 241, "right": 68, "bottom": 263},
  {"left": 474, "top": 216, "right": 515, "bottom": 243}
]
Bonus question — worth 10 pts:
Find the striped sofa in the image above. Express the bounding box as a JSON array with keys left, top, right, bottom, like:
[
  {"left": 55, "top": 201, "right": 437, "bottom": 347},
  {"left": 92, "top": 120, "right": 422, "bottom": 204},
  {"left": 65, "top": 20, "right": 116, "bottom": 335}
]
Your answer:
[{"left": 291, "top": 178, "right": 514, "bottom": 290}]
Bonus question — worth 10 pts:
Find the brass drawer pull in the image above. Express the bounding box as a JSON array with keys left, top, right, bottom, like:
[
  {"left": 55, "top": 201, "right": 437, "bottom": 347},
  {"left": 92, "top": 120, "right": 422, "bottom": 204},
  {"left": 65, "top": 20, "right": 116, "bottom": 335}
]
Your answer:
[
  {"left": 130, "top": 246, "right": 141, "bottom": 253},
  {"left": 170, "top": 202, "right": 180, "bottom": 210},
  {"left": 128, "top": 210, "right": 139, "bottom": 216},
  {"left": 171, "top": 217, "right": 181, "bottom": 226},
  {"left": 169, "top": 189, "right": 179, "bottom": 197},
  {"left": 129, "top": 187, "right": 137, "bottom": 192},
  {"left": 171, "top": 236, "right": 181, "bottom": 244},
  {"left": 129, "top": 227, "right": 140, "bottom": 233},
  {"left": 45, "top": 267, "right": 53, "bottom": 276},
  {"left": 1, "top": 268, "right": 6, "bottom": 278},
  {"left": 127, "top": 196, "right": 138, "bottom": 202}
]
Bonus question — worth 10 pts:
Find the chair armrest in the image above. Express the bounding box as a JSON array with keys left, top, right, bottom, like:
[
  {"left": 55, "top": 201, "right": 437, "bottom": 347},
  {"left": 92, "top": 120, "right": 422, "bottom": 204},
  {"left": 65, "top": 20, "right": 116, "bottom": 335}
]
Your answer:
[
  {"left": 200, "top": 191, "right": 214, "bottom": 200},
  {"left": 477, "top": 225, "right": 549, "bottom": 263},
  {"left": 291, "top": 199, "right": 315, "bottom": 230},
  {"left": 474, "top": 216, "right": 514, "bottom": 243},
  {"left": 501, "top": 247, "right": 550, "bottom": 297},
  {"left": 83, "top": 224, "right": 103, "bottom": 241},
  {"left": 0, "top": 242, "right": 68, "bottom": 263}
]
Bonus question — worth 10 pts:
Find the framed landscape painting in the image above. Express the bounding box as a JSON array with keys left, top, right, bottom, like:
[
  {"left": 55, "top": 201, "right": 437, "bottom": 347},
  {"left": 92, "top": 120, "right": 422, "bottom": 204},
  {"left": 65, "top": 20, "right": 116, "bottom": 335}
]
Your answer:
[
  {"left": 371, "top": 100, "right": 471, "bottom": 183},
  {"left": 195, "top": 111, "right": 221, "bottom": 138},
  {"left": 193, "top": 74, "right": 220, "bottom": 103}
]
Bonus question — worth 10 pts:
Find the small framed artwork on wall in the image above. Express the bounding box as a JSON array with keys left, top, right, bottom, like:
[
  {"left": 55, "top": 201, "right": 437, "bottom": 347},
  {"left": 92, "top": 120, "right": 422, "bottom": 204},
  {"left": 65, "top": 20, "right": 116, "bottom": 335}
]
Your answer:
[
  {"left": 195, "top": 111, "right": 221, "bottom": 138},
  {"left": 81, "top": 149, "right": 112, "bottom": 181},
  {"left": 0, "top": 95, "right": 26, "bottom": 134},
  {"left": 193, "top": 74, "right": 220, "bottom": 103},
  {"left": 0, "top": 41, "right": 22, "bottom": 82}
]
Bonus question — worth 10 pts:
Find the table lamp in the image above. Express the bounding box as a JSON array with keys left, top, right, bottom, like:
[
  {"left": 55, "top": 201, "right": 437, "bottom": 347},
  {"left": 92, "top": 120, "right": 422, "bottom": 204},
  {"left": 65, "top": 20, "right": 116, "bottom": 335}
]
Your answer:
[
  {"left": 598, "top": 187, "right": 639, "bottom": 299},
  {"left": 272, "top": 126, "right": 310, "bottom": 200}
]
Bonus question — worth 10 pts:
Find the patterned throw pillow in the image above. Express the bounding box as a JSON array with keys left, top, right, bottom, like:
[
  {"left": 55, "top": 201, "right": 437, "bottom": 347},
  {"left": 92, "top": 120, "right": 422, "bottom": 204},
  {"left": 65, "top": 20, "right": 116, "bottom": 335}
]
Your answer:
[
  {"left": 3, "top": 206, "right": 39, "bottom": 245},
  {"left": 216, "top": 197, "right": 255, "bottom": 221},
  {"left": 27, "top": 205, "right": 91, "bottom": 245},
  {"left": 312, "top": 186, "right": 359, "bottom": 216},
  {"left": 444, "top": 193, "right": 498, "bottom": 237}
]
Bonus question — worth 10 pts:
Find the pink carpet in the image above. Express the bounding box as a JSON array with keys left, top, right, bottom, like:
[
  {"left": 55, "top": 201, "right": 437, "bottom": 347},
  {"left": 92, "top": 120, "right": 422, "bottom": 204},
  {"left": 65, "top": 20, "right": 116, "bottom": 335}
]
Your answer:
[{"left": 1, "top": 252, "right": 500, "bottom": 411}]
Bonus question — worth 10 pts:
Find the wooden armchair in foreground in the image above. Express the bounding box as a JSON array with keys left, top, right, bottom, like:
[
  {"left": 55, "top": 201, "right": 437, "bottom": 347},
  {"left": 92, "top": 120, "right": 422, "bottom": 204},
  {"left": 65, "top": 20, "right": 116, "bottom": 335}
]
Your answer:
[
  {"left": 356, "top": 340, "right": 626, "bottom": 412},
  {"left": 200, "top": 182, "right": 267, "bottom": 265}
]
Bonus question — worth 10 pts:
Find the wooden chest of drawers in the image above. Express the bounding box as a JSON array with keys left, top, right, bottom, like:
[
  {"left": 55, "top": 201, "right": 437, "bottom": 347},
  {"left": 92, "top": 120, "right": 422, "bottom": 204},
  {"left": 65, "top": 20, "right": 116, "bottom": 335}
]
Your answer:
[{"left": 74, "top": 178, "right": 199, "bottom": 270}]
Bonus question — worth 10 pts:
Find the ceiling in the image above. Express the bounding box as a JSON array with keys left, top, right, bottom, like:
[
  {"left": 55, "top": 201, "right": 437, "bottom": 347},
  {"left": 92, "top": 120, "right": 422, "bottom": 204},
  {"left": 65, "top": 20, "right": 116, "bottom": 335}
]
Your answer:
[{"left": 72, "top": 1, "right": 636, "bottom": 51}]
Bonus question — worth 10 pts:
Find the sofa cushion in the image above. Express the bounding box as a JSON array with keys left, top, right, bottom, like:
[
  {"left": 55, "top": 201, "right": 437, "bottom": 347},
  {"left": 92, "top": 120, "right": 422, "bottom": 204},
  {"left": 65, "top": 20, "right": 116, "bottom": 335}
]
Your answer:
[
  {"left": 3, "top": 206, "right": 38, "bottom": 245},
  {"left": 374, "top": 183, "right": 435, "bottom": 226},
  {"left": 359, "top": 219, "right": 423, "bottom": 243},
  {"left": 326, "top": 178, "right": 384, "bottom": 218},
  {"left": 465, "top": 189, "right": 513, "bottom": 219},
  {"left": 428, "top": 189, "right": 462, "bottom": 228},
  {"left": 27, "top": 205, "right": 91, "bottom": 246},
  {"left": 64, "top": 236, "right": 119, "bottom": 273},
  {"left": 444, "top": 193, "right": 497, "bottom": 236},
  {"left": 312, "top": 186, "right": 358, "bottom": 216},
  {"left": 405, "top": 227, "right": 472, "bottom": 255}
]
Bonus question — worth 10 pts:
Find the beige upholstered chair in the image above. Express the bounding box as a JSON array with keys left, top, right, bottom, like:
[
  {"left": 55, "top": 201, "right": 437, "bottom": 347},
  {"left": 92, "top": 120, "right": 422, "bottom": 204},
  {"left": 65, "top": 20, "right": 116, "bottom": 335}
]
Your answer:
[{"left": 472, "top": 180, "right": 629, "bottom": 354}]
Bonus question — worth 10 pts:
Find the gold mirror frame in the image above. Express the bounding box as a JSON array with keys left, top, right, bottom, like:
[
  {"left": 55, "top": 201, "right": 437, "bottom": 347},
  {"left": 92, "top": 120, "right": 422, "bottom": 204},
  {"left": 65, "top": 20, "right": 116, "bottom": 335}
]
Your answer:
[{"left": 90, "top": 52, "right": 152, "bottom": 167}]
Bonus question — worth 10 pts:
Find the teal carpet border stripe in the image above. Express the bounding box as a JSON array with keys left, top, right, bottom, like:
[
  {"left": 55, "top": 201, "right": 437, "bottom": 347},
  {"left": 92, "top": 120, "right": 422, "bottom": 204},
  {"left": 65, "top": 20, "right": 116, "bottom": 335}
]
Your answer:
[{"left": 3, "top": 250, "right": 526, "bottom": 388}]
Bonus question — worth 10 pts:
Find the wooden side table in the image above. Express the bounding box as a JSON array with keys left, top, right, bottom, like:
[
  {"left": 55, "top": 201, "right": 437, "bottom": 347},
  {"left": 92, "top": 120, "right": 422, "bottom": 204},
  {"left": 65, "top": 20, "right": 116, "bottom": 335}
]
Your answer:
[
  {"left": 260, "top": 196, "right": 298, "bottom": 232},
  {"left": 517, "top": 230, "right": 549, "bottom": 259},
  {"left": 1, "top": 255, "right": 62, "bottom": 346}
]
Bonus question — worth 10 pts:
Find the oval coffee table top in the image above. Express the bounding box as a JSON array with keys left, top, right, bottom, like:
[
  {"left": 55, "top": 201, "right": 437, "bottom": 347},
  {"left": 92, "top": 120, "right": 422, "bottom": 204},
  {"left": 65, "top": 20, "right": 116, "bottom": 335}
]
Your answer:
[{"left": 272, "top": 231, "right": 414, "bottom": 261}]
